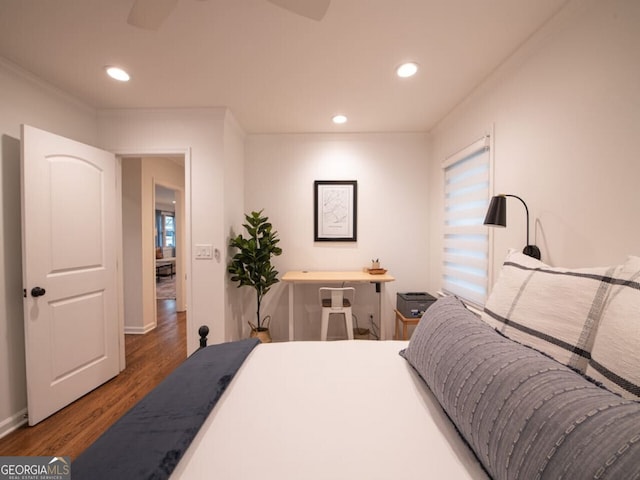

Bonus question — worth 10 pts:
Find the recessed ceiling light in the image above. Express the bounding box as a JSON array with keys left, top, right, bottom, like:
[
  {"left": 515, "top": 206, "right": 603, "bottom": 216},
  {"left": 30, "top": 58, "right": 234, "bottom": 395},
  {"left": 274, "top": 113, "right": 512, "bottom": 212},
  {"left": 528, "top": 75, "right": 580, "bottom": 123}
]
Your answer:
[
  {"left": 396, "top": 62, "right": 419, "bottom": 78},
  {"left": 105, "top": 66, "right": 130, "bottom": 82},
  {"left": 332, "top": 114, "right": 348, "bottom": 124}
]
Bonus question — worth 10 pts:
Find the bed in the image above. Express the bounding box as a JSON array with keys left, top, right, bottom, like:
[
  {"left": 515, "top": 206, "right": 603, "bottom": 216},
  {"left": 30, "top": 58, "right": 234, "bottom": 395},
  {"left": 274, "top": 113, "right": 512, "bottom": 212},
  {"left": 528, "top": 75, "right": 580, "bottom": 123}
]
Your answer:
[
  {"left": 73, "top": 251, "right": 640, "bottom": 479},
  {"left": 172, "top": 340, "right": 487, "bottom": 480},
  {"left": 72, "top": 337, "right": 487, "bottom": 479}
]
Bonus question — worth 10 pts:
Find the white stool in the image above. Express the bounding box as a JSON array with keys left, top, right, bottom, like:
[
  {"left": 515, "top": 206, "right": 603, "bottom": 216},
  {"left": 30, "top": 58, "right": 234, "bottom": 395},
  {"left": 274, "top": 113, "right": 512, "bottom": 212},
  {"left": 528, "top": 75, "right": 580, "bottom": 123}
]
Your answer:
[{"left": 318, "top": 287, "right": 355, "bottom": 341}]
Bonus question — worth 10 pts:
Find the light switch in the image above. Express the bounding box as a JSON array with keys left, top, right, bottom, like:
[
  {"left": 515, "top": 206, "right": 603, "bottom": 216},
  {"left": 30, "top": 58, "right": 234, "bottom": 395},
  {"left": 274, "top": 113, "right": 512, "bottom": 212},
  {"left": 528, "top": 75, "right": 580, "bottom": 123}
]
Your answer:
[{"left": 195, "top": 244, "right": 213, "bottom": 259}]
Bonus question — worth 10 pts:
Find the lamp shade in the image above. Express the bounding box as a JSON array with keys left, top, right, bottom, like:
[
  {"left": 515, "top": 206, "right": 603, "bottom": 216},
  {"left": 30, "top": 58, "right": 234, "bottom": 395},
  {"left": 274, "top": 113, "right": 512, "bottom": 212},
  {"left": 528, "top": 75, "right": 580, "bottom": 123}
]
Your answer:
[{"left": 483, "top": 195, "right": 507, "bottom": 227}]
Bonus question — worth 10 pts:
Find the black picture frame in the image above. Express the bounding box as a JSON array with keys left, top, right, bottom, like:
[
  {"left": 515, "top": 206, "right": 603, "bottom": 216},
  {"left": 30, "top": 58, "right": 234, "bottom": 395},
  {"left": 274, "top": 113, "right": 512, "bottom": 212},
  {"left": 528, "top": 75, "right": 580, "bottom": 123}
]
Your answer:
[{"left": 314, "top": 180, "right": 357, "bottom": 242}]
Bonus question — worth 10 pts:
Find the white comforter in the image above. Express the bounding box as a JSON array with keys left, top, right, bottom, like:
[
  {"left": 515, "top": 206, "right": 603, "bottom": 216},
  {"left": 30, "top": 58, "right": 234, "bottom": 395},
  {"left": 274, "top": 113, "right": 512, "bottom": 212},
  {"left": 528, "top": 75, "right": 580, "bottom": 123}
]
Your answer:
[{"left": 172, "top": 340, "right": 487, "bottom": 479}]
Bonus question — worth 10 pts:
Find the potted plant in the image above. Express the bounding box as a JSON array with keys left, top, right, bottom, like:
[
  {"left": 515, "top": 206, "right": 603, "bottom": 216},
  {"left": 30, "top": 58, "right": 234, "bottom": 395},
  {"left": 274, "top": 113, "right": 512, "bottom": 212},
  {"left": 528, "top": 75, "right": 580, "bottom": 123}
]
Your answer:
[{"left": 228, "top": 210, "right": 283, "bottom": 342}]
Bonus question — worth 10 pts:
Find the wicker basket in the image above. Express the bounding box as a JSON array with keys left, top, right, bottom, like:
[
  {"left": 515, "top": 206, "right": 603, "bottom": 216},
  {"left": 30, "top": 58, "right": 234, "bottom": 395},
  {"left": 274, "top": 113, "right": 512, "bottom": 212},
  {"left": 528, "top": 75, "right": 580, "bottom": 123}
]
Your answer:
[
  {"left": 353, "top": 327, "right": 370, "bottom": 340},
  {"left": 249, "top": 317, "right": 272, "bottom": 343}
]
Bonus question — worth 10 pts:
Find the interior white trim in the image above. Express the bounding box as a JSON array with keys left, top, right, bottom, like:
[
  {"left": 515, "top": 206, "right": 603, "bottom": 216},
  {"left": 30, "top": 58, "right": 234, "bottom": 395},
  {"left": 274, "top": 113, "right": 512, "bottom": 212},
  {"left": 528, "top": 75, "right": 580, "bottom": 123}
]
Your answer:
[
  {"left": 443, "top": 135, "right": 490, "bottom": 169},
  {"left": 113, "top": 147, "right": 192, "bottom": 353},
  {"left": 0, "top": 408, "right": 27, "bottom": 440},
  {"left": 124, "top": 324, "right": 157, "bottom": 335}
]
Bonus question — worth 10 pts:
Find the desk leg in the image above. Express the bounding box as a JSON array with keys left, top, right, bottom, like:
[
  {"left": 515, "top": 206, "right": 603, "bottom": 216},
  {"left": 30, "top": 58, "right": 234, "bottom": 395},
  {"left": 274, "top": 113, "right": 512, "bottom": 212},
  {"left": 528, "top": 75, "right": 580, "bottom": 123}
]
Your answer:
[
  {"left": 376, "top": 282, "right": 386, "bottom": 340},
  {"left": 381, "top": 283, "right": 386, "bottom": 340},
  {"left": 288, "top": 282, "right": 294, "bottom": 341}
]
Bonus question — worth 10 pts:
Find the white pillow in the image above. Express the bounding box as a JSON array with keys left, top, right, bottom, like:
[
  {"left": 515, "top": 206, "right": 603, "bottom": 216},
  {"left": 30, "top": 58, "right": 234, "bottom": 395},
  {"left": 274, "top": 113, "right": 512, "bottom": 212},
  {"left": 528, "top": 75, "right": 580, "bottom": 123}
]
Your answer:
[
  {"left": 586, "top": 255, "right": 640, "bottom": 400},
  {"left": 482, "top": 250, "right": 618, "bottom": 373}
]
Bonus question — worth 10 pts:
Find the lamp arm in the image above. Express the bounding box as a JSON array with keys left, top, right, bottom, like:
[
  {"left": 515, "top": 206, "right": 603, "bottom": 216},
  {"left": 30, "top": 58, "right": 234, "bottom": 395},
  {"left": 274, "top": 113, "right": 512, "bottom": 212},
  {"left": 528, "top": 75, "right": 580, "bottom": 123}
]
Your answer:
[{"left": 504, "top": 194, "right": 530, "bottom": 246}]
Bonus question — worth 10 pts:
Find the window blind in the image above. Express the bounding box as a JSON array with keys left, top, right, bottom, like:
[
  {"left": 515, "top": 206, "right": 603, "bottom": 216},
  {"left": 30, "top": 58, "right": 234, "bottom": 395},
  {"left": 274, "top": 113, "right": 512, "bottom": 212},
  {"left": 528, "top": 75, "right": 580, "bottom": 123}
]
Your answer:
[{"left": 442, "top": 136, "right": 490, "bottom": 307}]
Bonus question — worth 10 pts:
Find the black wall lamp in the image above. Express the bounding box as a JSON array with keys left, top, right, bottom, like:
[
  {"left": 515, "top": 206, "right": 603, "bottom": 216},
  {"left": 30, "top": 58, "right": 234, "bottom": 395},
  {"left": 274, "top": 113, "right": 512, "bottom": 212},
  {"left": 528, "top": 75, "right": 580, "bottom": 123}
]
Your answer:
[{"left": 483, "top": 194, "right": 541, "bottom": 259}]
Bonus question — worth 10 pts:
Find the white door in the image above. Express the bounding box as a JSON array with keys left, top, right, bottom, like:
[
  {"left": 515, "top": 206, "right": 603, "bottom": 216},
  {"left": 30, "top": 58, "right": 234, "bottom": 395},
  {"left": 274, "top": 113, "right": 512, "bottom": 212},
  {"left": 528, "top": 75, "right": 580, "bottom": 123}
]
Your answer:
[{"left": 21, "top": 125, "right": 121, "bottom": 426}]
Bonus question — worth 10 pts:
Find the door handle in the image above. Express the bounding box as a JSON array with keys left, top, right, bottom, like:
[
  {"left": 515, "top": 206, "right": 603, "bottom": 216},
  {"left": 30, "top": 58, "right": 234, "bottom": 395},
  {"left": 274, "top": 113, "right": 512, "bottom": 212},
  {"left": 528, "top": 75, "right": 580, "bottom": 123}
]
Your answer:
[{"left": 31, "top": 287, "right": 46, "bottom": 298}]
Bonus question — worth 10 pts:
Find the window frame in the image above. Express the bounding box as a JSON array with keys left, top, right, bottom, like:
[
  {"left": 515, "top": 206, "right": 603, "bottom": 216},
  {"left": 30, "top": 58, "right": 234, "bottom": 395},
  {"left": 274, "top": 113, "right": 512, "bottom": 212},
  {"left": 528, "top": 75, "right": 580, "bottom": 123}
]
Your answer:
[{"left": 156, "top": 209, "right": 176, "bottom": 249}]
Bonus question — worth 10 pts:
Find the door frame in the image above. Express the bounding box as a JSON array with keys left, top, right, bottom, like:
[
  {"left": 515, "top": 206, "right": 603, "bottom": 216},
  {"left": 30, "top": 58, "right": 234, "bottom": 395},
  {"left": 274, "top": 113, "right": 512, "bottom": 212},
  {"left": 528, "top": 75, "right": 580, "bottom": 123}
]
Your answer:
[{"left": 115, "top": 147, "right": 192, "bottom": 368}]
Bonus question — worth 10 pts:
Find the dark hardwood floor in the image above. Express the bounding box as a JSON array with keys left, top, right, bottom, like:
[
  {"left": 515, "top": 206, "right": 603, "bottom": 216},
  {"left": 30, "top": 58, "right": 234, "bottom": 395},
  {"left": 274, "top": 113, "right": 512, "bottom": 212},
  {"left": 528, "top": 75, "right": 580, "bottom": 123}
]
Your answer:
[{"left": 0, "top": 299, "right": 186, "bottom": 460}]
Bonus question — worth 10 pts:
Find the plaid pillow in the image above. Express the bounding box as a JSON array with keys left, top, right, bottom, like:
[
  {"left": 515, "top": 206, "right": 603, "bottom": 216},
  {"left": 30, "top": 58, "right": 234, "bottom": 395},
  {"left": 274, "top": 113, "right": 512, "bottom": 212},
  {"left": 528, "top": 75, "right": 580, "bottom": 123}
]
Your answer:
[
  {"left": 587, "top": 255, "right": 640, "bottom": 400},
  {"left": 481, "top": 250, "right": 618, "bottom": 373}
]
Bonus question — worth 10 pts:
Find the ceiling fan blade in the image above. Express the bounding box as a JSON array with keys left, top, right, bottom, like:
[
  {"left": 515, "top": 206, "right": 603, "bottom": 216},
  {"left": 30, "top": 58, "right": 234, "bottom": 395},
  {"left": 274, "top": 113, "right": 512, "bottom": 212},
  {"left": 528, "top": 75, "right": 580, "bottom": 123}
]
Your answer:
[
  {"left": 127, "top": 0, "right": 179, "bottom": 30},
  {"left": 267, "top": 0, "right": 331, "bottom": 21}
]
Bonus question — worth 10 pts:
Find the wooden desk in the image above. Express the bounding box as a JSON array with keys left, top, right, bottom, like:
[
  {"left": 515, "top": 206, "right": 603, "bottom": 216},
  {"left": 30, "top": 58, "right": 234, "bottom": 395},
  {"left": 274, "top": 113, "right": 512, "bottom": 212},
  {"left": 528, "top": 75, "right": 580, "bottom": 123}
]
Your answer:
[
  {"left": 282, "top": 270, "right": 395, "bottom": 341},
  {"left": 394, "top": 309, "right": 420, "bottom": 340}
]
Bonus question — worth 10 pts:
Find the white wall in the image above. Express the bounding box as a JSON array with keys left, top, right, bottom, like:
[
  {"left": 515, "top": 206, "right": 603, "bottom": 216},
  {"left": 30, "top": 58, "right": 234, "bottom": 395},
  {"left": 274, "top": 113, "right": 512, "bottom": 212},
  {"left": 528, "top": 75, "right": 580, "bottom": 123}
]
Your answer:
[
  {"left": 428, "top": 0, "right": 640, "bottom": 293},
  {"left": 121, "top": 159, "right": 145, "bottom": 332},
  {"left": 97, "top": 108, "right": 232, "bottom": 352},
  {"left": 243, "top": 133, "right": 430, "bottom": 341},
  {"left": 223, "top": 111, "right": 247, "bottom": 341},
  {"left": 0, "top": 60, "right": 99, "bottom": 435}
]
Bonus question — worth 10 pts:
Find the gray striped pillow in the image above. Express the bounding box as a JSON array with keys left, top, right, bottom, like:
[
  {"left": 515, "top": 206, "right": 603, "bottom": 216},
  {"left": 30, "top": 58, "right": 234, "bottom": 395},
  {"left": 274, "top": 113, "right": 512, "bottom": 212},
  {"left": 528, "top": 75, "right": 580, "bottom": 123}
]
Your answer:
[
  {"left": 401, "top": 296, "right": 640, "bottom": 480},
  {"left": 587, "top": 255, "right": 640, "bottom": 400},
  {"left": 481, "top": 250, "right": 617, "bottom": 373}
]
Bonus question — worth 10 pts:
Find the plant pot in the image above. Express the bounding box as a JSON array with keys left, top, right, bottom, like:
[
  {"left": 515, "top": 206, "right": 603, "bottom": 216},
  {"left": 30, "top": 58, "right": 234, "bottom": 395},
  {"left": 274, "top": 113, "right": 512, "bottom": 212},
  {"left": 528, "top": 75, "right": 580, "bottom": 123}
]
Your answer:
[
  {"left": 249, "top": 319, "right": 272, "bottom": 343},
  {"left": 250, "top": 327, "right": 272, "bottom": 343},
  {"left": 353, "top": 327, "right": 370, "bottom": 340}
]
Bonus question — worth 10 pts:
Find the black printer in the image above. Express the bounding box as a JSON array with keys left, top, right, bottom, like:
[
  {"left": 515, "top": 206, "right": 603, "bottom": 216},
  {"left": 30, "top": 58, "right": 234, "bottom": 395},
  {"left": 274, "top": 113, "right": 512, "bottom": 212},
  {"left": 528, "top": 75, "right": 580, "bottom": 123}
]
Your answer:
[{"left": 396, "top": 292, "right": 437, "bottom": 318}]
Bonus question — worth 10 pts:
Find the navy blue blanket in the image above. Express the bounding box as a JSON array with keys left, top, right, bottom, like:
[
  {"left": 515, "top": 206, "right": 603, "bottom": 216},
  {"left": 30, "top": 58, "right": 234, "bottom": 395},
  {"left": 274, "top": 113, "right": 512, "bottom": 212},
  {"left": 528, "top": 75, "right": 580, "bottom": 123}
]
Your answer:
[{"left": 72, "top": 338, "right": 260, "bottom": 480}]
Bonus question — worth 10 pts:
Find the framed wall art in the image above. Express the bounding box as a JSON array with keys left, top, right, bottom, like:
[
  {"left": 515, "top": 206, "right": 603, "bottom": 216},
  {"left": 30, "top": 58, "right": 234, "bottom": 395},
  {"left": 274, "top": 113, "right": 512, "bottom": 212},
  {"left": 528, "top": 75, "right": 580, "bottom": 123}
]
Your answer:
[{"left": 314, "top": 180, "right": 357, "bottom": 242}]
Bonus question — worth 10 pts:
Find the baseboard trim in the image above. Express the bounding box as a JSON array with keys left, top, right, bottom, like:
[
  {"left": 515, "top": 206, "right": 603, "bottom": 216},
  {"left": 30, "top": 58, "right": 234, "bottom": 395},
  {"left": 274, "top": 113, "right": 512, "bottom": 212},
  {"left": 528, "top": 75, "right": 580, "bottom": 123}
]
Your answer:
[
  {"left": 124, "top": 323, "right": 157, "bottom": 335},
  {"left": 0, "top": 408, "right": 28, "bottom": 439}
]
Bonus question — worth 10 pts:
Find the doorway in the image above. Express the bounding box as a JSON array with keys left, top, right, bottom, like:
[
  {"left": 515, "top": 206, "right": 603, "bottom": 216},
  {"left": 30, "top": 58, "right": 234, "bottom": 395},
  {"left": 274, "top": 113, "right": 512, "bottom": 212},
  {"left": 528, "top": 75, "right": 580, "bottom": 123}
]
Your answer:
[{"left": 121, "top": 155, "right": 187, "bottom": 336}]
